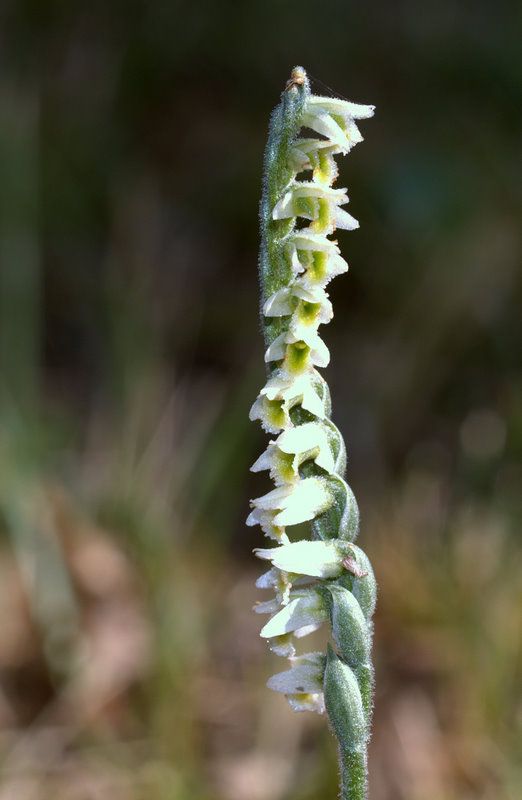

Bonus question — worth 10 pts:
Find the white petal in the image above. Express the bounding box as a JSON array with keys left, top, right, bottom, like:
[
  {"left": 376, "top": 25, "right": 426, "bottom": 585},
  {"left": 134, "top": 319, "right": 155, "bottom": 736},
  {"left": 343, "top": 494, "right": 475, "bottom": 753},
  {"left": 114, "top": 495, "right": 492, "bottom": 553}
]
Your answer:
[
  {"left": 245, "top": 508, "right": 262, "bottom": 527},
  {"left": 290, "top": 232, "right": 339, "bottom": 253},
  {"left": 266, "top": 660, "right": 325, "bottom": 694},
  {"left": 250, "top": 483, "right": 293, "bottom": 512},
  {"left": 250, "top": 445, "right": 276, "bottom": 473},
  {"left": 272, "top": 477, "right": 332, "bottom": 526},
  {"left": 307, "top": 96, "right": 375, "bottom": 120},
  {"left": 263, "top": 288, "right": 293, "bottom": 317},
  {"left": 334, "top": 207, "right": 359, "bottom": 231},
  {"left": 256, "top": 567, "right": 279, "bottom": 589},
  {"left": 292, "top": 138, "right": 342, "bottom": 155},
  {"left": 297, "top": 376, "right": 326, "bottom": 417},
  {"left": 288, "top": 145, "right": 311, "bottom": 172},
  {"left": 329, "top": 253, "right": 349, "bottom": 276},
  {"left": 345, "top": 118, "right": 364, "bottom": 146},
  {"left": 256, "top": 567, "right": 293, "bottom": 604},
  {"left": 255, "top": 540, "right": 346, "bottom": 578},
  {"left": 291, "top": 182, "right": 347, "bottom": 203},
  {"left": 291, "top": 283, "right": 327, "bottom": 304},
  {"left": 273, "top": 183, "right": 347, "bottom": 222},
  {"left": 272, "top": 189, "right": 295, "bottom": 220},
  {"left": 260, "top": 591, "right": 326, "bottom": 638},
  {"left": 259, "top": 375, "right": 291, "bottom": 401},
  {"left": 253, "top": 599, "right": 280, "bottom": 615},
  {"left": 264, "top": 333, "right": 287, "bottom": 362},
  {"left": 302, "top": 110, "right": 348, "bottom": 151},
  {"left": 245, "top": 507, "right": 289, "bottom": 543},
  {"left": 285, "top": 242, "right": 305, "bottom": 274},
  {"left": 293, "top": 621, "right": 324, "bottom": 638},
  {"left": 290, "top": 651, "right": 327, "bottom": 668}
]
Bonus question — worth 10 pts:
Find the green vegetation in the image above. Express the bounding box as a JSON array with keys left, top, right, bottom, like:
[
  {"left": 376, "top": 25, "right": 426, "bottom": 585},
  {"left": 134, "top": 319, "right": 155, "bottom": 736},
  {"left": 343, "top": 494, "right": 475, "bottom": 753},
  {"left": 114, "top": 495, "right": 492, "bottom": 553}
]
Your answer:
[{"left": 0, "top": 2, "right": 520, "bottom": 798}]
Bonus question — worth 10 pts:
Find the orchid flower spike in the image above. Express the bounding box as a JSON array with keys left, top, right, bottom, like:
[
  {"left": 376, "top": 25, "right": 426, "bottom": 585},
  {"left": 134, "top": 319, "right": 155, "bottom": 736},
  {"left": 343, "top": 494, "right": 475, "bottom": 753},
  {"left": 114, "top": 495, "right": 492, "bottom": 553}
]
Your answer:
[{"left": 248, "top": 67, "right": 377, "bottom": 800}]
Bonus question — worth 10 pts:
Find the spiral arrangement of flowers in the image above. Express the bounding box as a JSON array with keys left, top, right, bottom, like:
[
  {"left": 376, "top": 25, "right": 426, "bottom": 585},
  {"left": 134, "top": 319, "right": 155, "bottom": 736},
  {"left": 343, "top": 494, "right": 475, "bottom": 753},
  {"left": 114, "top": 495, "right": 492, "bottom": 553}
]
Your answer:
[{"left": 248, "top": 67, "right": 377, "bottom": 799}]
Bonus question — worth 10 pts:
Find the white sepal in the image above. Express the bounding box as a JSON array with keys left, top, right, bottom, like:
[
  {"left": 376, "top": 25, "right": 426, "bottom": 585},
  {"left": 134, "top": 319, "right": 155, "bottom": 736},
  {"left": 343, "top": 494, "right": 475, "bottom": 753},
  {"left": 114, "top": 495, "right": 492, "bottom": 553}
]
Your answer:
[
  {"left": 266, "top": 651, "right": 325, "bottom": 694},
  {"left": 264, "top": 333, "right": 287, "bottom": 363},
  {"left": 256, "top": 567, "right": 293, "bottom": 605},
  {"left": 245, "top": 506, "right": 289, "bottom": 543},
  {"left": 272, "top": 182, "right": 348, "bottom": 221},
  {"left": 306, "top": 95, "right": 375, "bottom": 120},
  {"left": 250, "top": 446, "right": 275, "bottom": 474},
  {"left": 272, "top": 477, "right": 331, "bottom": 526},
  {"left": 289, "top": 232, "right": 340, "bottom": 252},
  {"left": 255, "top": 539, "right": 347, "bottom": 579},
  {"left": 301, "top": 109, "right": 348, "bottom": 152},
  {"left": 250, "top": 477, "right": 331, "bottom": 528},
  {"left": 253, "top": 598, "right": 280, "bottom": 615},
  {"left": 334, "top": 207, "right": 359, "bottom": 231},
  {"left": 293, "top": 621, "right": 324, "bottom": 638},
  {"left": 259, "top": 590, "right": 327, "bottom": 638},
  {"left": 263, "top": 288, "right": 293, "bottom": 317},
  {"left": 275, "top": 477, "right": 332, "bottom": 526},
  {"left": 250, "top": 483, "right": 292, "bottom": 511}
]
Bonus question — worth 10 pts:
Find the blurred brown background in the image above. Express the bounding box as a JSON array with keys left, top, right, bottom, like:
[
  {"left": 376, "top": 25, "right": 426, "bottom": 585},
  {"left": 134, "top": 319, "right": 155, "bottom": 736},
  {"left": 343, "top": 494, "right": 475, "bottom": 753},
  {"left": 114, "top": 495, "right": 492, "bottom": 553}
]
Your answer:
[{"left": 0, "top": 1, "right": 520, "bottom": 798}]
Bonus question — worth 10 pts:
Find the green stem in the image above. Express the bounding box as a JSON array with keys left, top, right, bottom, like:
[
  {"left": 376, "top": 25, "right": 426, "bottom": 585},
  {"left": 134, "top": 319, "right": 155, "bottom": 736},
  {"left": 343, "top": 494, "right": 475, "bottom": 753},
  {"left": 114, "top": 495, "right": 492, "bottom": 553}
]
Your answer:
[{"left": 340, "top": 747, "right": 368, "bottom": 800}]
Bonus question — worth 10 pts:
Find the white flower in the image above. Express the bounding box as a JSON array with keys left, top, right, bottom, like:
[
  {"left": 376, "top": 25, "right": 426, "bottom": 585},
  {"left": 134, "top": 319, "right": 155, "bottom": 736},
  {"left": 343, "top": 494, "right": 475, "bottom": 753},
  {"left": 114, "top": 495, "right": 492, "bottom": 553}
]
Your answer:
[
  {"left": 255, "top": 539, "right": 347, "bottom": 578},
  {"left": 250, "top": 476, "right": 332, "bottom": 529},
  {"left": 303, "top": 96, "right": 375, "bottom": 154},
  {"left": 266, "top": 651, "right": 325, "bottom": 694},
  {"left": 284, "top": 234, "right": 349, "bottom": 287},
  {"left": 277, "top": 422, "right": 334, "bottom": 473},
  {"left": 264, "top": 327, "right": 330, "bottom": 368},
  {"left": 267, "top": 652, "right": 327, "bottom": 714},
  {"left": 266, "top": 372, "right": 326, "bottom": 418},
  {"left": 263, "top": 284, "right": 332, "bottom": 326},
  {"left": 248, "top": 372, "right": 326, "bottom": 434},
  {"left": 251, "top": 422, "right": 334, "bottom": 484},
  {"left": 259, "top": 589, "right": 327, "bottom": 638},
  {"left": 272, "top": 182, "right": 349, "bottom": 222}
]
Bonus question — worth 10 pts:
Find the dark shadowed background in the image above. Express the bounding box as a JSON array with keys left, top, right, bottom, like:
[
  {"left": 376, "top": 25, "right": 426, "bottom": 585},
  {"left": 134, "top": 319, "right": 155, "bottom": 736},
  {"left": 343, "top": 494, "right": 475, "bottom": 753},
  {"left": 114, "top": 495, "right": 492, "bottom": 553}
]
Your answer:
[{"left": 0, "top": 1, "right": 520, "bottom": 799}]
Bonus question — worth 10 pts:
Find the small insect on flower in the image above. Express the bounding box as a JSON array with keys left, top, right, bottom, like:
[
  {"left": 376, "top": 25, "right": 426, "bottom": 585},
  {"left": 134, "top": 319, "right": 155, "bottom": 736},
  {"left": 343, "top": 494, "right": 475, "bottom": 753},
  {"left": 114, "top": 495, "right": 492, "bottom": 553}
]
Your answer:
[{"left": 285, "top": 66, "right": 306, "bottom": 91}]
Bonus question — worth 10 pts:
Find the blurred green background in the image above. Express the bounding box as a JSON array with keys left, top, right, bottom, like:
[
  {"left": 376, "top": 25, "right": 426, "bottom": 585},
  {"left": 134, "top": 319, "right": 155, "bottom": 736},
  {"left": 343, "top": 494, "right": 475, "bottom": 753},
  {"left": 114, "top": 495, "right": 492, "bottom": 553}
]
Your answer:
[{"left": 0, "top": 1, "right": 520, "bottom": 798}]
